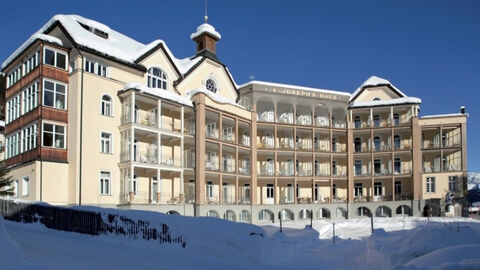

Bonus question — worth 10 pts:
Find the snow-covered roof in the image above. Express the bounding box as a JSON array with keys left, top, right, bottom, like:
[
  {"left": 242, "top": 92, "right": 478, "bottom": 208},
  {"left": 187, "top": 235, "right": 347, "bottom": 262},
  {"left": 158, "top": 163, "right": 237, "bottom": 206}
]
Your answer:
[
  {"left": 0, "top": 120, "right": 5, "bottom": 128},
  {"left": 349, "top": 97, "right": 421, "bottom": 108},
  {"left": 420, "top": 113, "right": 468, "bottom": 119},
  {"left": 1, "top": 14, "right": 200, "bottom": 75},
  {"left": 350, "top": 75, "right": 406, "bottom": 102},
  {"left": 1, "top": 33, "right": 63, "bottom": 69},
  {"left": 238, "top": 80, "right": 351, "bottom": 97},
  {"left": 123, "top": 83, "right": 193, "bottom": 107},
  {"left": 190, "top": 23, "right": 221, "bottom": 40},
  {"left": 187, "top": 88, "right": 246, "bottom": 109}
]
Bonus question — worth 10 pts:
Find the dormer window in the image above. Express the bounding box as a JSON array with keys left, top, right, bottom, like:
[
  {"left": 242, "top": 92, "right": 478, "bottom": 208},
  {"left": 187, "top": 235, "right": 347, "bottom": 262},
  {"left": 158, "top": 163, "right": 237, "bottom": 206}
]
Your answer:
[
  {"left": 373, "top": 97, "right": 381, "bottom": 101},
  {"left": 147, "top": 67, "right": 168, "bottom": 90},
  {"left": 206, "top": 78, "right": 217, "bottom": 93},
  {"left": 78, "top": 22, "right": 109, "bottom": 39}
]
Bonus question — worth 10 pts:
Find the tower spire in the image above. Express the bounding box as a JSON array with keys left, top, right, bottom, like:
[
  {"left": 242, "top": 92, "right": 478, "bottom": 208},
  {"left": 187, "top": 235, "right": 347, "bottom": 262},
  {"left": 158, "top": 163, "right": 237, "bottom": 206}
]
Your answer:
[{"left": 204, "top": 0, "right": 208, "bottom": 23}]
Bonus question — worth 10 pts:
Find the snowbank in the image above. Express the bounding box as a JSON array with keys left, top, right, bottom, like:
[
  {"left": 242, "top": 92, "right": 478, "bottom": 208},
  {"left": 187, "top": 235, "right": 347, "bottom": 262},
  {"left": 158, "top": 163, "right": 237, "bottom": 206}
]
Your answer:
[
  {"left": 0, "top": 215, "right": 26, "bottom": 270},
  {"left": 405, "top": 244, "right": 480, "bottom": 269}
]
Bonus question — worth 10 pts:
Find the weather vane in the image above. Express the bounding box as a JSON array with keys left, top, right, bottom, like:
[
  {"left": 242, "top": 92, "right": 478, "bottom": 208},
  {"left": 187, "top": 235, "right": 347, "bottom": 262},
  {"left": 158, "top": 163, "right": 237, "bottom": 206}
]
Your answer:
[{"left": 204, "top": 0, "right": 208, "bottom": 23}]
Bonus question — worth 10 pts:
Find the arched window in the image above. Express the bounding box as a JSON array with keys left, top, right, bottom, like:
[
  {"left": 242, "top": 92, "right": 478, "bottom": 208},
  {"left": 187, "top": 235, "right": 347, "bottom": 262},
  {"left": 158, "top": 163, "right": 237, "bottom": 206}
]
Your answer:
[
  {"left": 147, "top": 67, "right": 168, "bottom": 90},
  {"left": 393, "top": 113, "right": 400, "bottom": 126},
  {"left": 354, "top": 116, "right": 361, "bottom": 128},
  {"left": 101, "top": 95, "right": 112, "bottom": 116},
  {"left": 373, "top": 115, "right": 380, "bottom": 127},
  {"left": 206, "top": 78, "right": 217, "bottom": 93},
  {"left": 354, "top": 137, "right": 362, "bottom": 152},
  {"left": 373, "top": 97, "right": 381, "bottom": 101}
]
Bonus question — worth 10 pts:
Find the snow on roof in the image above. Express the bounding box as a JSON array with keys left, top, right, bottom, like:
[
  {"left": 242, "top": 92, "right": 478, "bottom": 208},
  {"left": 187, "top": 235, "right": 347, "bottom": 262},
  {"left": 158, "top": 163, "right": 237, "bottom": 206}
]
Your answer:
[
  {"left": 238, "top": 80, "right": 351, "bottom": 97},
  {"left": 0, "top": 120, "right": 5, "bottom": 128},
  {"left": 1, "top": 33, "right": 63, "bottom": 69},
  {"left": 351, "top": 75, "right": 406, "bottom": 101},
  {"left": 420, "top": 113, "right": 468, "bottom": 119},
  {"left": 187, "top": 88, "right": 246, "bottom": 109},
  {"left": 2, "top": 15, "right": 200, "bottom": 76},
  {"left": 123, "top": 82, "right": 193, "bottom": 107},
  {"left": 190, "top": 23, "right": 221, "bottom": 40},
  {"left": 349, "top": 97, "right": 421, "bottom": 108}
]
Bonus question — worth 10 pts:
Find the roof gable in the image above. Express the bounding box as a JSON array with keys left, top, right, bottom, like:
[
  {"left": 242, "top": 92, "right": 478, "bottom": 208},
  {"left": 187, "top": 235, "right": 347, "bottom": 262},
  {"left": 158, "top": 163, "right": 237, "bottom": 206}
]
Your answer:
[{"left": 350, "top": 76, "right": 406, "bottom": 103}]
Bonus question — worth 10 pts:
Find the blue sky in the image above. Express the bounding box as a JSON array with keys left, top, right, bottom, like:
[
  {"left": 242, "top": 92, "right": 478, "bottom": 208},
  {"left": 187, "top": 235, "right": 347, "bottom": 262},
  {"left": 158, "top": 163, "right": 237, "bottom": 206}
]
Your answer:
[{"left": 1, "top": 0, "right": 478, "bottom": 171}]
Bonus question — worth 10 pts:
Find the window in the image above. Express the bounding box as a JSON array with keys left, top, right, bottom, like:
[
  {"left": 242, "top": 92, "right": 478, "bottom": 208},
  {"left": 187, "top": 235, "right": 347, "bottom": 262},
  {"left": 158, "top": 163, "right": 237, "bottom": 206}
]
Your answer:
[
  {"left": 99, "top": 171, "right": 111, "bottom": 195},
  {"left": 6, "top": 93, "right": 21, "bottom": 124},
  {"left": 206, "top": 181, "right": 213, "bottom": 199},
  {"left": 7, "top": 65, "right": 22, "bottom": 88},
  {"left": 332, "top": 183, "right": 337, "bottom": 198},
  {"left": 374, "top": 182, "right": 383, "bottom": 196},
  {"left": 84, "top": 59, "right": 108, "bottom": 77},
  {"left": 426, "top": 177, "right": 435, "bottom": 193},
  {"left": 374, "top": 136, "right": 381, "bottom": 151},
  {"left": 44, "top": 47, "right": 67, "bottom": 69},
  {"left": 448, "top": 176, "right": 458, "bottom": 192},
  {"left": 147, "top": 67, "right": 168, "bottom": 89},
  {"left": 100, "top": 132, "right": 112, "bottom": 154},
  {"left": 373, "top": 115, "right": 380, "bottom": 127},
  {"left": 393, "top": 113, "right": 400, "bottom": 126},
  {"left": 374, "top": 159, "right": 381, "bottom": 174},
  {"left": 354, "top": 183, "right": 363, "bottom": 197},
  {"left": 23, "top": 51, "right": 39, "bottom": 75},
  {"left": 395, "top": 181, "right": 402, "bottom": 196},
  {"left": 373, "top": 97, "right": 381, "bottom": 101},
  {"left": 43, "top": 79, "right": 66, "bottom": 110},
  {"left": 354, "top": 160, "right": 362, "bottom": 176},
  {"left": 101, "top": 95, "right": 112, "bottom": 116},
  {"left": 6, "top": 132, "right": 20, "bottom": 159},
  {"left": 13, "top": 179, "right": 18, "bottom": 198},
  {"left": 332, "top": 161, "right": 337, "bottom": 176},
  {"left": 394, "top": 135, "right": 401, "bottom": 150},
  {"left": 332, "top": 138, "right": 337, "bottom": 152},
  {"left": 354, "top": 138, "right": 361, "bottom": 152},
  {"left": 42, "top": 123, "right": 65, "bottom": 149},
  {"left": 22, "top": 123, "right": 39, "bottom": 153},
  {"left": 266, "top": 184, "right": 274, "bottom": 198},
  {"left": 22, "top": 177, "right": 29, "bottom": 196},
  {"left": 206, "top": 78, "right": 217, "bottom": 93},
  {"left": 22, "top": 81, "right": 39, "bottom": 114},
  {"left": 394, "top": 158, "right": 401, "bottom": 174},
  {"left": 354, "top": 116, "right": 361, "bottom": 128}
]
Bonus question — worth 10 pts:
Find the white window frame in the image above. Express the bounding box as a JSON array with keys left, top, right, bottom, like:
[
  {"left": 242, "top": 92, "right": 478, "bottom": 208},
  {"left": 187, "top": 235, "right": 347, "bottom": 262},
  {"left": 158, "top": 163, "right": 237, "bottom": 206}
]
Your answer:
[
  {"left": 84, "top": 58, "right": 109, "bottom": 77},
  {"left": 426, "top": 177, "right": 436, "bottom": 193},
  {"left": 6, "top": 93, "right": 21, "bottom": 124},
  {"left": 21, "top": 122, "right": 39, "bottom": 153},
  {"left": 100, "top": 131, "right": 113, "bottom": 154},
  {"left": 448, "top": 176, "right": 457, "bottom": 193},
  {"left": 23, "top": 51, "right": 39, "bottom": 75},
  {"left": 99, "top": 170, "right": 112, "bottom": 195},
  {"left": 22, "top": 176, "right": 29, "bottom": 196},
  {"left": 205, "top": 76, "right": 219, "bottom": 93},
  {"left": 43, "top": 79, "right": 67, "bottom": 110},
  {"left": 147, "top": 67, "right": 168, "bottom": 90},
  {"left": 101, "top": 94, "right": 113, "bottom": 116},
  {"left": 42, "top": 122, "right": 66, "bottom": 149},
  {"left": 43, "top": 46, "right": 68, "bottom": 70},
  {"left": 22, "top": 81, "right": 39, "bottom": 114}
]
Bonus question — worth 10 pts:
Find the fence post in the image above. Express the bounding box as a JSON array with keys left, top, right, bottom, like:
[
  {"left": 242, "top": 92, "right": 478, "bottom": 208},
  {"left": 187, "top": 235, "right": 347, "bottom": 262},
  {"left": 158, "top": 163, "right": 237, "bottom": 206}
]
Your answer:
[
  {"left": 333, "top": 223, "right": 336, "bottom": 245},
  {"left": 370, "top": 214, "right": 374, "bottom": 234},
  {"left": 280, "top": 217, "right": 283, "bottom": 233},
  {"left": 310, "top": 209, "right": 313, "bottom": 228}
]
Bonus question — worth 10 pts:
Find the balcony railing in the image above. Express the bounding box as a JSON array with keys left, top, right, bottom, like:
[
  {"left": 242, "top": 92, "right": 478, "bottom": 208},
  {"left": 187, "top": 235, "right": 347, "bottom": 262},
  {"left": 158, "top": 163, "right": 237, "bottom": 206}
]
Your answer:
[
  {"left": 238, "top": 167, "right": 250, "bottom": 175},
  {"left": 395, "top": 193, "right": 413, "bottom": 201},
  {"left": 373, "top": 144, "right": 391, "bottom": 152},
  {"left": 277, "top": 169, "right": 294, "bottom": 177},
  {"left": 206, "top": 197, "right": 220, "bottom": 205},
  {"left": 134, "top": 150, "right": 158, "bottom": 165},
  {"left": 443, "top": 142, "right": 462, "bottom": 148},
  {"left": 297, "top": 169, "right": 313, "bottom": 177},
  {"left": 296, "top": 141, "right": 313, "bottom": 151},
  {"left": 315, "top": 170, "right": 330, "bottom": 177},
  {"left": 280, "top": 197, "right": 295, "bottom": 204},
  {"left": 332, "top": 197, "right": 347, "bottom": 203},
  {"left": 423, "top": 166, "right": 440, "bottom": 173},
  {"left": 315, "top": 116, "right": 330, "bottom": 127},
  {"left": 374, "top": 169, "right": 392, "bottom": 176},
  {"left": 206, "top": 162, "right": 219, "bottom": 171},
  {"left": 297, "top": 197, "right": 314, "bottom": 204},
  {"left": 259, "top": 167, "right": 275, "bottom": 176},
  {"left": 315, "top": 143, "right": 330, "bottom": 152},
  {"left": 354, "top": 196, "right": 372, "bottom": 203},
  {"left": 332, "top": 144, "right": 347, "bottom": 153},
  {"left": 394, "top": 143, "right": 412, "bottom": 151},
  {"left": 372, "top": 195, "right": 392, "bottom": 202},
  {"left": 258, "top": 138, "right": 274, "bottom": 149},
  {"left": 394, "top": 168, "right": 412, "bottom": 175},
  {"left": 354, "top": 121, "right": 370, "bottom": 129},
  {"left": 354, "top": 170, "right": 371, "bottom": 177},
  {"left": 135, "top": 110, "right": 157, "bottom": 128},
  {"left": 278, "top": 140, "right": 294, "bottom": 150},
  {"left": 423, "top": 141, "right": 440, "bottom": 149},
  {"left": 206, "top": 130, "right": 219, "bottom": 139}
]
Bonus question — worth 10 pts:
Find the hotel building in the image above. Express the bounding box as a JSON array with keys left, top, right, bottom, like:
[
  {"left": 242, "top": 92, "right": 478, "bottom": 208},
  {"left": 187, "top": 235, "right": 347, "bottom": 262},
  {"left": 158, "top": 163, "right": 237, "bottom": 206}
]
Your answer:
[{"left": 0, "top": 15, "right": 468, "bottom": 223}]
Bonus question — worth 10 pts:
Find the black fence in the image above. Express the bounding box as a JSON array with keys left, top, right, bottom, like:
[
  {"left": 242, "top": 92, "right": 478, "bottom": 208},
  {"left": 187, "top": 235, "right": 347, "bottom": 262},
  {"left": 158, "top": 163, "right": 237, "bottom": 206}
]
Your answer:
[{"left": 0, "top": 200, "right": 185, "bottom": 247}]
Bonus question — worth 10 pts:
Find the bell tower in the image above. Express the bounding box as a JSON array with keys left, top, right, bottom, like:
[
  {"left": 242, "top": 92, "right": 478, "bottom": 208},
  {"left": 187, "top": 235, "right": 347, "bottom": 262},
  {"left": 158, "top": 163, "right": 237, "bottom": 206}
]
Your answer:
[{"left": 190, "top": 1, "right": 221, "bottom": 58}]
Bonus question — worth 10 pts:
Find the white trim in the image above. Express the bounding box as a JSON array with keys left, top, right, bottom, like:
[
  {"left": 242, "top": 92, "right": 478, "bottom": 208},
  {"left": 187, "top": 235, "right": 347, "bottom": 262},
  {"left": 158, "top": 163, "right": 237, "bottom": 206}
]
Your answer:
[{"left": 21, "top": 175, "right": 29, "bottom": 197}]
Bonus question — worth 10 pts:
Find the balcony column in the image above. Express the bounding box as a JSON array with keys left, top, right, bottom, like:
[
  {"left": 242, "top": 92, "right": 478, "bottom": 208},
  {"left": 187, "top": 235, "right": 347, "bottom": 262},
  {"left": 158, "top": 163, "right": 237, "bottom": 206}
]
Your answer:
[
  {"left": 369, "top": 108, "right": 373, "bottom": 127},
  {"left": 440, "top": 125, "right": 444, "bottom": 172},
  {"left": 194, "top": 94, "right": 206, "bottom": 205},
  {"left": 129, "top": 165, "right": 134, "bottom": 202},
  {"left": 347, "top": 120, "right": 354, "bottom": 203},
  {"left": 250, "top": 107, "right": 258, "bottom": 205},
  {"left": 180, "top": 170, "right": 184, "bottom": 203},
  {"left": 219, "top": 175, "right": 223, "bottom": 205},
  {"left": 148, "top": 176, "right": 152, "bottom": 204},
  {"left": 274, "top": 177, "right": 278, "bottom": 204},
  {"left": 311, "top": 179, "right": 315, "bottom": 203},
  {"left": 131, "top": 91, "right": 136, "bottom": 124},
  {"left": 219, "top": 112, "right": 223, "bottom": 141},
  {"left": 157, "top": 99, "right": 162, "bottom": 129},
  {"left": 294, "top": 178, "right": 297, "bottom": 204},
  {"left": 274, "top": 102, "right": 278, "bottom": 123},
  {"left": 156, "top": 169, "right": 161, "bottom": 203},
  {"left": 412, "top": 117, "right": 422, "bottom": 200},
  {"left": 235, "top": 176, "right": 239, "bottom": 204}
]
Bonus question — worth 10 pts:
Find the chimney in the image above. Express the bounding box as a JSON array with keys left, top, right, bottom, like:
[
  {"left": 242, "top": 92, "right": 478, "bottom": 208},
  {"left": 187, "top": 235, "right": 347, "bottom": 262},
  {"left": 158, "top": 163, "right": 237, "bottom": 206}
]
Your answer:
[{"left": 460, "top": 106, "right": 466, "bottom": 114}]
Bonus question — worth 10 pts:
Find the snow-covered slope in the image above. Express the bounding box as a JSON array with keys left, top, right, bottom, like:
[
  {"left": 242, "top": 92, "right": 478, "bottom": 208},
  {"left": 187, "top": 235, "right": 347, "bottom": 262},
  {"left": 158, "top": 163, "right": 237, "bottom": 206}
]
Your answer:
[{"left": 2, "top": 203, "right": 480, "bottom": 270}]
